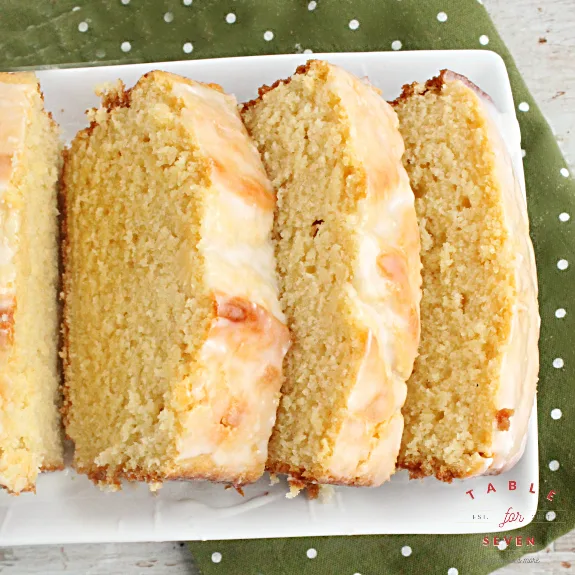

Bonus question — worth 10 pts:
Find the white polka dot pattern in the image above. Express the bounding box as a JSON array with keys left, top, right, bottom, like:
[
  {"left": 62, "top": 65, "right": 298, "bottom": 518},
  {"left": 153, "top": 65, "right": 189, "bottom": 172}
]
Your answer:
[
  {"left": 559, "top": 212, "right": 570, "bottom": 222},
  {"left": 308, "top": 1, "right": 317, "bottom": 10},
  {"left": 264, "top": 30, "right": 274, "bottom": 41},
  {"left": 551, "top": 408, "right": 562, "bottom": 420},
  {"left": 120, "top": 41, "right": 131, "bottom": 52},
  {"left": 78, "top": 21, "right": 88, "bottom": 32},
  {"left": 557, "top": 259, "right": 569, "bottom": 270},
  {"left": 479, "top": 34, "right": 489, "bottom": 45},
  {"left": 183, "top": 42, "right": 193, "bottom": 54},
  {"left": 546, "top": 511, "right": 557, "bottom": 521},
  {"left": 401, "top": 545, "right": 412, "bottom": 557},
  {"left": 518, "top": 102, "right": 530, "bottom": 112},
  {"left": 498, "top": 540, "right": 508, "bottom": 550},
  {"left": 391, "top": 40, "right": 402, "bottom": 50},
  {"left": 349, "top": 19, "right": 360, "bottom": 30},
  {"left": 437, "top": 12, "right": 448, "bottom": 22},
  {"left": 211, "top": 552, "right": 222, "bottom": 563},
  {"left": 561, "top": 168, "right": 570, "bottom": 177},
  {"left": 164, "top": 12, "right": 174, "bottom": 23},
  {"left": 306, "top": 548, "right": 317, "bottom": 559},
  {"left": 226, "top": 13, "right": 236, "bottom": 24},
  {"left": 448, "top": 569, "right": 459, "bottom": 575},
  {"left": 556, "top": 308, "right": 567, "bottom": 318},
  {"left": 549, "top": 460, "right": 560, "bottom": 471},
  {"left": 553, "top": 357, "right": 564, "bottom": 368}
]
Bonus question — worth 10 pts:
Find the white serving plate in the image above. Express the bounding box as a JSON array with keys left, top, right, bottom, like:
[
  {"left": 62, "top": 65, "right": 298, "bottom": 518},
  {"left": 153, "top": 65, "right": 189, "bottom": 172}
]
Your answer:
[{"left": 0, "top": 50, "right": 538, "bottom": 545}]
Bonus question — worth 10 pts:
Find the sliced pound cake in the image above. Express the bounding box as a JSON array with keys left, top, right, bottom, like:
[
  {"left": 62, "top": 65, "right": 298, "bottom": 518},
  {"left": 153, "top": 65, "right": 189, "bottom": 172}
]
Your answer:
[
  {"left": 393, "top": 70, "right": 539, "bottom": 480},
  {"left": 62, "top": 71, "right": 290, "bottom": 488},
  {"left": 242, "top": 61, "right": 421, "bottom": 487},
  {"left": 0, "top": 73, "right": 63, "bottom": 494}
]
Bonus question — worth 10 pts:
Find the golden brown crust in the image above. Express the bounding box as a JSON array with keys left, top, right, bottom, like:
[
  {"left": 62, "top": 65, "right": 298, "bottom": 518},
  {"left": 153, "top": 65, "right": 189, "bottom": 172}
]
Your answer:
[
  {"left": 40, "top": 463, "right": 65, "bottom": 472},
  {"left": 96, "top": 71, "right": 224, "bottom": 113},
  {"left": 266, "top": 461, "right": 385, "bottom": 488},
  {"left": 241, "top": 60, "right": 316, "bottom": 113},
  {"left": 305, "top": 483, "right": 320, "bottom": 499},
  {"left": 397, "top": 457, "right": 461, "bottom": 483},
  {"left": 1, "top": 484, "right": 35, "bottom": 496},
  {"left": 77, "top": 71, "right": 226, "bottom": 142},
  {"left": 99, "top": 80, "right": 131, "bottom": 110},
  {"left": 78, "top": 464, "right": 261, "bottom": 489},
  {"left": 391, "top": 69, "right": 493, "bottom": 108}
]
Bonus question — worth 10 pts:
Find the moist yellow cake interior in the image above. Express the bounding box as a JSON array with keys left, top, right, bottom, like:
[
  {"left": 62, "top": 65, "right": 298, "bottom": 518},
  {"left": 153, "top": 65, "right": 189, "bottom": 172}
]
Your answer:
[
  {"left": 242, "top": 66, "right": 367, "bottom": 478},
  {"left": 0, "top": 76, "right": 62, "bottom": 492},
  {"left": 394, "top": 81, "right": 515, "bottom": 480},
  {"left": 63, "top": 76, "right": 214, "bottom": 478}
]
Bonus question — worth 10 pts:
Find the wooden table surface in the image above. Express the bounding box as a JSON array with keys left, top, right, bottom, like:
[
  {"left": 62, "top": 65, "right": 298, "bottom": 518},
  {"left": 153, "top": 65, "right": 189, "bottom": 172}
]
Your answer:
[{"left": 1, "top": 0, "right": 574, "bottom": 573}]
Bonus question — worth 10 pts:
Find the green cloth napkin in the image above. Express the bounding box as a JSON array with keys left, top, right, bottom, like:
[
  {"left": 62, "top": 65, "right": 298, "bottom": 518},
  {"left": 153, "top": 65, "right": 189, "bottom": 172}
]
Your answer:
[{"left": 2, "top": 1, "right": 573, "bottom": 573}]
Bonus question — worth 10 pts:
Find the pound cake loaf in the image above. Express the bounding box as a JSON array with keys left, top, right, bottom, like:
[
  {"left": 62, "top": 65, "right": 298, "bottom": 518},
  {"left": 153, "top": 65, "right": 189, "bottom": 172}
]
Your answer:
[
  {"left": 62, "top": 71, "right": 290, "bottom": 488},
  {"left": 0, "top": 73, "right": 63, "bottom": 494},
  {"left": 242, "top": 60, "right": 421, "bottom": 487},
  {"left": 393, "top": 70, "right": 539, "bottom": 481}
]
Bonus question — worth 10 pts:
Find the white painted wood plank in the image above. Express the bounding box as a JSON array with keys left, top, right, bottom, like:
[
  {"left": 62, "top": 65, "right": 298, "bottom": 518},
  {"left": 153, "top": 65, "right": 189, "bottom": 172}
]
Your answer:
[
  {"left": 0, "top": 542, "right": 199, "bottom": 575},
  {"left": 486, "top": 0, "right": 575, "bottom": 167},
  {"left": 493, "top": 537, "right": 575, "bottom": 574},
  {"left": 557, "top": 530, "right": 575, "bottom": 553}
]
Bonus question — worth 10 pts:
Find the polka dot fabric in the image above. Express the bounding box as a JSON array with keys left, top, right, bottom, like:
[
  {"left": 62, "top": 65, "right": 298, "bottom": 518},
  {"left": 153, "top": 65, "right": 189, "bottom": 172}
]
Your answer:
[{"left": 1, "top": 1, "right": 573, "bottom": 574}]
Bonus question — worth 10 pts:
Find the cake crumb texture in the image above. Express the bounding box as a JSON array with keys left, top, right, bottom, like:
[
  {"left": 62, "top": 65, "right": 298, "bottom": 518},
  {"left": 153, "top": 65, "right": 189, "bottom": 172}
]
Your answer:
[
  {"left": 393, "top": 72, "right": 539, "bottom": 480},
  {"left": 242, "top": 60, "right": 421, "bottom": 487},
  {"left": 0, "top": 72, "right": 63, "bottom": 494},
  {"left": 63, "top": 71, "right": 288, "bottom": 488}
]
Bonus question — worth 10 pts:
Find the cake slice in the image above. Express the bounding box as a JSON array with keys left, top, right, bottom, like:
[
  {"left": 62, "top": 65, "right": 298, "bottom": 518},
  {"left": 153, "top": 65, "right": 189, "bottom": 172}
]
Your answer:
[
  {"left": 62, "top": 71, "right": 290, "bottom": 488},
  {"left": 393, "top": 70, "right": 539, "bottom": 480},
  {"left": 0, "top": 73, "right": 63, "bottom": 494},
  {"left": 242, "top": 61, "right": 421, "bottom": 487}
]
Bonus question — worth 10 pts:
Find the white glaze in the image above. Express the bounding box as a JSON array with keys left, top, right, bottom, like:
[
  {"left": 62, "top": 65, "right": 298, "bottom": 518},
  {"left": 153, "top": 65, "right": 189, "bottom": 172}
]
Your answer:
[
  {"left": 0, "top": 83, "right": 29, "bottom": 322},
  {"left": 473, "top": 86, "right": 539, "bottom": 476},
  {"left": 435, "top": 72, "right": 539, "bottom": 478},
  {"left": 322, "top": 65, "right": 421, "bottom": 484},
  {"left": 169, "top": 79, "right": 289, "bottom": 477},
  {"left": 0, "top": 75, "right": 43, "bottom": 493}
]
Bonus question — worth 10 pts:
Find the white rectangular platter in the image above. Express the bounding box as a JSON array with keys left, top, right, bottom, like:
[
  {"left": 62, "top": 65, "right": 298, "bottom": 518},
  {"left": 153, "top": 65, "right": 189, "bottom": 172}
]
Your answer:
[{"left": 0, "top": 50, "right": 539, "bottom": 545}]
